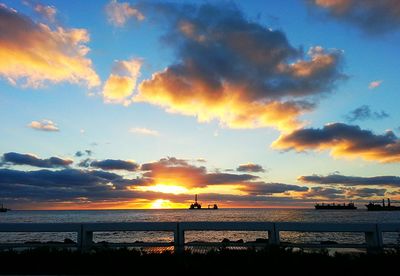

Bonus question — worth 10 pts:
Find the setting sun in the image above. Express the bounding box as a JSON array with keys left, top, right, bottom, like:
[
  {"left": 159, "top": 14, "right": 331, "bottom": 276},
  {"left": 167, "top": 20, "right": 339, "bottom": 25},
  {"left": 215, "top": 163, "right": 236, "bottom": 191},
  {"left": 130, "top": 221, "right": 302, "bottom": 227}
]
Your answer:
[{"left": 149, "top": 199, "right": 187, "bottom": 209}]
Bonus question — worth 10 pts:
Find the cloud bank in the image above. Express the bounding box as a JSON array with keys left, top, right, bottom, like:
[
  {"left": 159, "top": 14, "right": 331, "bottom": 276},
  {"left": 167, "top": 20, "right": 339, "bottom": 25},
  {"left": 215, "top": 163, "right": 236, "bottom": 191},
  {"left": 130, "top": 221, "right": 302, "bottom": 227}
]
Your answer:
[{"left": 1, "top": 152, "right": 72, "bottom": 168}]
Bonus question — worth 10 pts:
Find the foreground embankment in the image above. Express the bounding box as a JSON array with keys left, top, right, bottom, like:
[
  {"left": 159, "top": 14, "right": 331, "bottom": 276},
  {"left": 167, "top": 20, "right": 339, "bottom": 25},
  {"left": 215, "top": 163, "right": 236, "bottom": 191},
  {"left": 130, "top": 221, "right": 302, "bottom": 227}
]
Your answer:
[{"left": 1, "top": 247, "right": 400, "bottom": 275}]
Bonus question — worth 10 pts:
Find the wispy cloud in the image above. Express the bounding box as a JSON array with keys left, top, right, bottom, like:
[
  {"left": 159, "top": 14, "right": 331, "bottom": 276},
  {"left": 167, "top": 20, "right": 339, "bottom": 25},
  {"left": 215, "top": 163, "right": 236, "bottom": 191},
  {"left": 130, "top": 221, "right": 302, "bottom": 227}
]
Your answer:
[
  {"left": 237, "top": 163, "right": 265, "bottom": 173},
  {"left": 28, "top": 120, "right": 59, "bottom": 132},
  {"left": 105, "top": 0, "right": 144, "bottom": 27},
  {"left": 345, "top": 105, "right": 389, "bottom": 122},
  {"left": 368, "top": 80, "right": 383, "bottom": 89},
  {"left": 307, "top": 0, "right": 400, "bottom": 34},
  {"left": 34, "top": 4, "right": 57, "bottom": 22},
  {"left": 130, "top": 127, "right": 159, "bottom": 136}
]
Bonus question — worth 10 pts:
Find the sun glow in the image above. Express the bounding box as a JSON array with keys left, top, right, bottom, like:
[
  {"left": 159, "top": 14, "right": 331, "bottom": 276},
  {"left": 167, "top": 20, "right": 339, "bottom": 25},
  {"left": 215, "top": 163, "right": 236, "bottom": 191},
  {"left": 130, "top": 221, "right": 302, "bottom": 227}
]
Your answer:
[
  {"left": 149, "top": 199, "right": 187, "bottom": 209},
  {"left": 135, "top": 184, "right": 188, "bottom": 194}
]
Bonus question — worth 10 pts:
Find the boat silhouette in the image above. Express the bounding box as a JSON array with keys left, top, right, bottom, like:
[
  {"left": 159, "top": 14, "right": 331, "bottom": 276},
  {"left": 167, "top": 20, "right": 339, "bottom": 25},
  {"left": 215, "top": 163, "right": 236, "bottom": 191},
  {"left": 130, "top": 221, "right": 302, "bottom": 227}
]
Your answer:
[
  {"left": 366, "top": 198, "right": 400, "bottom": 211},
  {"left": 0, "top": 203, "right": 10, "bottom": 212}
]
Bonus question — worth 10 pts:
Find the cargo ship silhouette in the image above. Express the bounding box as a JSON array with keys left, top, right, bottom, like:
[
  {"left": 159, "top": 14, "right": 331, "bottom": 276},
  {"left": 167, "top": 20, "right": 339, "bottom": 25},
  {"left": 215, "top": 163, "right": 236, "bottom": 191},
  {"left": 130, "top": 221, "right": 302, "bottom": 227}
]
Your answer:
[{"left": 314, "top": 202, "right": 357, "bottom": 210}]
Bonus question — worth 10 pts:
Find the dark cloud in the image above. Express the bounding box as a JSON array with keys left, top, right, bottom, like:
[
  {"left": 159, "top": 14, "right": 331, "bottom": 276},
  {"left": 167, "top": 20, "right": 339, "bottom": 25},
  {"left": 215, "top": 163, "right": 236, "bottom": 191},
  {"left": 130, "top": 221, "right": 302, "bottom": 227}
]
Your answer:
[
  {"left": 345, "top": 105, "right": 389, "bottom": 122},
  {"left": 1, "top": 152, "right": 72, "bottom": 168},
  {"left": 78, "top": 158, "right": 139, "bottom": 171},
  {"left": 75, "top": 150, "right": 92, "bottom": 157},
  {"left": 299, "top": 174, "right": 400, "bottom": 187},
  {"left": 346, "top": 187, "right": 386, "bottom": 198},
  {"left": 307, "top": 0, "right": 400, "bottom": 35},
  {"left": 90, "top": 159, "right": 139, "bottom": 171},
  {"left": 134, "top": 2, "right": 345, "bottom": 130},
  {"left": 237, "top": 163, "right": 265, "bottom": 173},
  {"left": 273, "top": 123, "right": 400, "bottom": 162},
  {"left": 240, "top": 182, "right": 308, "bottom": 195},
  {"left": 0, "top": 167, "right": 150, "bottom": 203},
  {"left": 305, "top": 186, "right": 345, "bottom": 199}
]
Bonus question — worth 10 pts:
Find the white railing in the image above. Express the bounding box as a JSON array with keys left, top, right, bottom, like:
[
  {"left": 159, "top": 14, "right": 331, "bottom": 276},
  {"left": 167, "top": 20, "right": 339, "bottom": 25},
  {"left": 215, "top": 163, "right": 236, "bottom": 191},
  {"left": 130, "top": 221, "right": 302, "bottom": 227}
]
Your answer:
[{"left": 0, "top": 222, "right": 399, "bottom": 252}]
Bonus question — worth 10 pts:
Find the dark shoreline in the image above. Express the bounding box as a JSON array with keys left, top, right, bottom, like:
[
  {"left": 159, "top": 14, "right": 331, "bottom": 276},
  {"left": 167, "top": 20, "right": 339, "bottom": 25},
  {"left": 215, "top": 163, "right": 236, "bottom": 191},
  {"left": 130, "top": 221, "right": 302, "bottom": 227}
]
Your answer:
[{"left": 1, "top": 247, "right": 400, "bottom": 275}]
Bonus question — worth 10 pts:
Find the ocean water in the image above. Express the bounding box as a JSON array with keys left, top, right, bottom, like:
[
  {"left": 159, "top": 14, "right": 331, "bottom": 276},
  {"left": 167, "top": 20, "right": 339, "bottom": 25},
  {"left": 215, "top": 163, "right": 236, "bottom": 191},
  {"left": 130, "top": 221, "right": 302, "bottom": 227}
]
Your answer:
[{"left": 1, "top": 209, "right": 400, "bottom": 246}]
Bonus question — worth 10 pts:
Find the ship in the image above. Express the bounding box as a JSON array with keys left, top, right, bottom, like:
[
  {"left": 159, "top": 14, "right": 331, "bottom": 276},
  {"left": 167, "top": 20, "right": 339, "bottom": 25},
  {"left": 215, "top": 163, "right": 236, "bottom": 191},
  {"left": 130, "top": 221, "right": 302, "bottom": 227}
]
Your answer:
[
  {"left": 366, "top": 198, "right": 400, "bottom": 211},
  {"left": 314, "top": 202, "right": 357, "bottom": 210},
  {"left": 0, "top": 203, "right": 10, "bottom": 212},
  {"left": 189, "top": 194, "right": 218, "bottom": 210}
]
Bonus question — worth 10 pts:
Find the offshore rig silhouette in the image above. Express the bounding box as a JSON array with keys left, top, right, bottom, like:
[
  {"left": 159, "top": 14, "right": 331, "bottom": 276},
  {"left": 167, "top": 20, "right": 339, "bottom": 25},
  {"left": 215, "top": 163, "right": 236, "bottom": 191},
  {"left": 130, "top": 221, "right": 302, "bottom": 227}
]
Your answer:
[{"left": 189, "top": 194, "right": 218, "bottom": 210}]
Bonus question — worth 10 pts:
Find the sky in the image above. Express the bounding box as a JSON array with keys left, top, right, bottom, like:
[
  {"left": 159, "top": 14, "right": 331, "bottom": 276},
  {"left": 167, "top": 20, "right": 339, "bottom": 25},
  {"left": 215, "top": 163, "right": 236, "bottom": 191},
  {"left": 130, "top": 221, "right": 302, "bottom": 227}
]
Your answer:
[{"left": 1, "top": 0, "right": 400, "bottom": 210}]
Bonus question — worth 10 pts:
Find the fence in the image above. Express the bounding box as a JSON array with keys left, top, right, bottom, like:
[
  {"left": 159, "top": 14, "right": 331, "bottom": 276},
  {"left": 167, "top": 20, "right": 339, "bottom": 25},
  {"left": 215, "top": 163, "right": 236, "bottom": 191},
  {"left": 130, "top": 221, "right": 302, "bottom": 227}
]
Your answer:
[{"left": 1, "top": 222, "right": 399, "bottom": 252}]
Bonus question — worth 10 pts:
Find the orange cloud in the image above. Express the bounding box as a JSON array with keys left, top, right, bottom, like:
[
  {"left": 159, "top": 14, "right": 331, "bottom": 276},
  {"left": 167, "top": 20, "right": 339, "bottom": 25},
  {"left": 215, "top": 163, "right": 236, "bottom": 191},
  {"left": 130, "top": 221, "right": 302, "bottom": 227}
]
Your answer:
[
  {"left": 140, "top": 157, "right": 259, "bottom": 188},
  {"left": 137, "top": 79, "right": 314, "bottom": 131},
  {"left": 103, "top": 59, "right": 142, "bottom": 104},
  {"left": 272, "top": 123, "right": 400, "bottom": 163},
  {"left": 0, "top": 4, "right": 100, "bottom": 88}
]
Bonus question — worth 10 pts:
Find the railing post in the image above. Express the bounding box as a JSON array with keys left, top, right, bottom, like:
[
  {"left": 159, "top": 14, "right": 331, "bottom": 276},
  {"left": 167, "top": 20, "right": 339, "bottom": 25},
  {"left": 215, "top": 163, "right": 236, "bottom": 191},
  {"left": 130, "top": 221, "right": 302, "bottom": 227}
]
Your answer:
[
  {"left": 365, "top": 224, "right": 383, "bottom": 253},
  {"left": 268, "top": 223, "right": 280, "bottom": 245},
  {"left": 174, "top": 222, "right": 185, "bottom": 254},
  {"left": 80, "top": 224, "right": 93, "bottom": 252}
]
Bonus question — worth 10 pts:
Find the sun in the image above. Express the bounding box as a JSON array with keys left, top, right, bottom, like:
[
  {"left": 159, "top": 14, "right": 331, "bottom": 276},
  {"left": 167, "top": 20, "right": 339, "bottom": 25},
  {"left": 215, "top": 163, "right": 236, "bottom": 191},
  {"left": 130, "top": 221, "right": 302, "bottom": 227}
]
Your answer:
[
  {"left": 150, "top": 199, "right": 173, "bottom": 209},
  {"left": 149, "top": 199, "right": 187, "bottom": 209}
]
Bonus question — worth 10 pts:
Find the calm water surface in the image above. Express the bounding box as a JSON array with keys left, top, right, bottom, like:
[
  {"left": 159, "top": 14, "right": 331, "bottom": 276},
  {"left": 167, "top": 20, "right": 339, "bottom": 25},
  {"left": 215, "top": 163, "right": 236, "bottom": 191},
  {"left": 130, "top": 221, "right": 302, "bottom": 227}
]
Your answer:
[{"left": 1, "top": 209, "right": 400, "bottom": 245}]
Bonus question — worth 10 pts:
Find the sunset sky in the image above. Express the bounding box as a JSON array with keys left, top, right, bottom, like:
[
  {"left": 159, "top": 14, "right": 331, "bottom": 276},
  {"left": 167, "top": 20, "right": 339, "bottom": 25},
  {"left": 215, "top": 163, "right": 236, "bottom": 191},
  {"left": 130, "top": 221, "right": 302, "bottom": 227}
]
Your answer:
[{"left": 1, "top": 0, "right": 400, "bottom": 209}]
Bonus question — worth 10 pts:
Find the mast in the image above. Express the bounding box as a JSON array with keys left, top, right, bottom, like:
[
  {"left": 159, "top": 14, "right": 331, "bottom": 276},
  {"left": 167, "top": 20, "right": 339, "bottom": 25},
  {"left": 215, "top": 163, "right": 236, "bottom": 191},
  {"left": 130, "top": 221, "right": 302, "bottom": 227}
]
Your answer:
[{"left": 195, "top": 194, "right": 198, "bottom": 203}]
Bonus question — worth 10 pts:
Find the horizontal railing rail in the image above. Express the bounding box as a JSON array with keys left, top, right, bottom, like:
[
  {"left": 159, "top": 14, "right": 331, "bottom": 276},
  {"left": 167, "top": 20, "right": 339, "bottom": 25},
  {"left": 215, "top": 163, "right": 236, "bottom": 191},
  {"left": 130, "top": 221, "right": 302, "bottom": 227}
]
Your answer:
[{"left": 0, "top": 222, "right": 399, "bottom": 252}]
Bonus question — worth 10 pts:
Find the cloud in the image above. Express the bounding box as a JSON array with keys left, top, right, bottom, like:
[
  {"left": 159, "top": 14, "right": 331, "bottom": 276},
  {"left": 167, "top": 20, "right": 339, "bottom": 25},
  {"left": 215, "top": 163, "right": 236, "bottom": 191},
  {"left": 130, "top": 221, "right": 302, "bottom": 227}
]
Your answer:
[
  {"left": 28, "top": 120, "right": 59, "bottom": 132},
  {"left": 0, "top": 168, "right": 140, "bottom": 201},
  {"left": 273, "top": 123, "right": 400, "bottom": 162},
  {"left": 346, "top": 187, "right": 386, "bottom": 198},
  {"left": 304, "top": 186, "right": 345, "bottom": 199},
  {"left": 75, "top": 150, "right": 92, "bottom": 157},
  {"left": 0, "top": 4, "right": 100, "bottom": 88},
  {"left": 134, "top": 3, "right": 345, "bottom": 131},
  {"left": 105, "top": 0, "right": 144, "bottom": 27},
  {"left": 307, "top": 0, "right": 400, "bottom": 34},
  {"left": 237, "top": 163, "right": 265, "bottom": 173},
  {"left": 299, "top": 173, "right": 400, "bottom": 187},
  {"left": 34, "top": 4, "right": 57, "bottom": 22},
  {"left": 129, "top": 127, "right": 159, "bottom": 136},
  {"left": 140, "top": 157, "right": 259, "bottom": 188},
  {"left": 369, "top": 80, "right": 383, "bottom": 89},
  {"left": 345, "top": 105, "right": 389, "bottom": 122},
  {"left": 240, "top": 182, "right": 308, "bottom": 195},
  {"left": 1, "top": 152, "right": 72, "bottom": 168},
  {"left": 80, "top": 159, "right": 139, "bottom": 171},
  {"left": 103, "top": 59, "right": 142, "bottom": 104}
]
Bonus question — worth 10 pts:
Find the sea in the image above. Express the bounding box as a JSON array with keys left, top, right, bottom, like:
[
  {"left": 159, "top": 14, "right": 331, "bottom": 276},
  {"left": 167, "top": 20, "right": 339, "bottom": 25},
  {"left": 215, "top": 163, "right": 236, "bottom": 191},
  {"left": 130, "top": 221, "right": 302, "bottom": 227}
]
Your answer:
[{"left": 1, "top": 209, "right": 400, "bottom": 246}]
